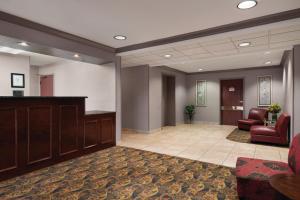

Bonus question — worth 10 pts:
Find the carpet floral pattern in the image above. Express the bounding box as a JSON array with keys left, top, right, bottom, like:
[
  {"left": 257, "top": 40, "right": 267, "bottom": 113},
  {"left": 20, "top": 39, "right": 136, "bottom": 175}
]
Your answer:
[
  {"left": 226, "top": 128, "right": 251, "bottom": 143},
  {"left": 0, "top": 146, "right": 237, "bottom": 199}
]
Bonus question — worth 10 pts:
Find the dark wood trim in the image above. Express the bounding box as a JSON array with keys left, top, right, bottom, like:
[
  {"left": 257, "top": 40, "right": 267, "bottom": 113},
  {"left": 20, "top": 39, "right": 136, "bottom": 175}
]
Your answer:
[
  {"left": 0, "top": 11, "right": 115, "bottom": 53},
  {"left": 117, "top": 8, "right": 300, "bottom": 53},
  {"left": 187, "top": 65, "right": 282, "bottom": 75}
]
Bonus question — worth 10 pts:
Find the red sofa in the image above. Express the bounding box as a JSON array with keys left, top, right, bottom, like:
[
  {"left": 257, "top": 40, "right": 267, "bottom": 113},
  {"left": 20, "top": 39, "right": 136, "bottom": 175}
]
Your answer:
[
  {"left": 236, "top": 133, "right": 300, "bottom": 200},
  {"left": 250, "top": 113, "right": 290, "bottom": 145},
  {"left": 238, "top": 108, "right": 268, "bottom": 131}
]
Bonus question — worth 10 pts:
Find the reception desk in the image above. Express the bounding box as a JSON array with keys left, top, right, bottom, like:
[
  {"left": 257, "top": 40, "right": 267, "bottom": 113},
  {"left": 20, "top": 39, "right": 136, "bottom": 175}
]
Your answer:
[{"left": 0, "top": 97, "right": 115, "bottom": 180}]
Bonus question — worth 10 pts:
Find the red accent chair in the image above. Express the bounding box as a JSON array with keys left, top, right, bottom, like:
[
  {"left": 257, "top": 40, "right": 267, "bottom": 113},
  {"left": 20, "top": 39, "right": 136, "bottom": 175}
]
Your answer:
[
  {"left": 236, "top": 133, "right": 300, "bottom": 200},
  {"left": 250, "top": 113, "right": 290, "bottom": 145},
  {"left": 238, "top": 108, "right": 268, "bottom": 131}
]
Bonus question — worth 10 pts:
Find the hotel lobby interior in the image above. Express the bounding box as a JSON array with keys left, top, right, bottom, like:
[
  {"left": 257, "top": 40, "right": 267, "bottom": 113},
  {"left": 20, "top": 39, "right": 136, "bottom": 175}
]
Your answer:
[{"left": 0, "top": 1, "right": 300, "bottom": 199}]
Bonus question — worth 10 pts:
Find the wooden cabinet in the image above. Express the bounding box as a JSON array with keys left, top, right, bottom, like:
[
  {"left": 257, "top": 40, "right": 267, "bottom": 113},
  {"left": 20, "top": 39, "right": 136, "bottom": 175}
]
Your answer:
[
  {"left": 84, "top": 112, "right": 115, "bottom": 150},
  {"left": 0, "top": 97, "right": 115, "bottom": 181}
]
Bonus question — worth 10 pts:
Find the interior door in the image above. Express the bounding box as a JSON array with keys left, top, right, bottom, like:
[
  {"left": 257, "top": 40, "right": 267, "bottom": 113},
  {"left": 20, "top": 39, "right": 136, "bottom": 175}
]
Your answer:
[
  {"left": 221, "top": 79, "right": 244, "bottom": 125},
  {"left": 40, "top": 75, "right": 53, "bottom": 96},
  {"left": 162, "top": 75, "right": 176, "bottom": 126}
]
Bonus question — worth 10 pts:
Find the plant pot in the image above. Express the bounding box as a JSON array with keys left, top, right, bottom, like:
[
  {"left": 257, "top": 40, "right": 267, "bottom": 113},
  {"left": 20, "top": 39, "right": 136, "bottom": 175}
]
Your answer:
[{"left": 272, "top": 113, "right": 278, "bottom": 121}]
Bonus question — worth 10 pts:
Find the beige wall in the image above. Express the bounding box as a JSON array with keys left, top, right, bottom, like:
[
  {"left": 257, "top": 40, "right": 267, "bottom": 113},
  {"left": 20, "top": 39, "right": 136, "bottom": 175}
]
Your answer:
[
  {"left": 149, "top": 66, "right": 187, "bottom": 130},
  {"left": 121, "top": 65, "right": 149, "bottom": 132},
  {"left": 282, "top": 51, "right": 294, "bottom": 139},
  {"left": 186, "top": 66, "right": 284, "bottom": 123},
  {"left": 0, "top": 53, "right": 30, "bottom": 96},
  {"left": 38, "top": 60, "right": 116, "bottom": 111},
  {"left": 293, "top": 45, "right": 300, "bottom": 135}
]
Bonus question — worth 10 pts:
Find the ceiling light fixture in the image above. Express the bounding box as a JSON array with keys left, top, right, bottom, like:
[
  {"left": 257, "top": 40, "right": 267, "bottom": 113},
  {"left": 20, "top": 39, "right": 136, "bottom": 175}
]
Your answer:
[
  {"left": 18, "top": 42, "right": 29, "bottom": 47},
  {"left": 164, "top": 54, "right": 172, "bottom": 58},
  {"left": 265, "top": 61, "right": 272, "bottom": 65},
  {"left": 114, "top": 35, "right": 127, "bottom": 40},
  {"left": 198, "top": 68, "right": 203, "bottom": 71},
  {"left": 237, "top": 0, "right": 257, "bottom": 10},
  {"left": 264, "top": 51, "right": 271, "bottom": 55},
  {"left": 238, "top": 42, "right": 251, "bottom": 47},
  {"left": 73, "top": 54, "right": 80, "bottom": 58}
]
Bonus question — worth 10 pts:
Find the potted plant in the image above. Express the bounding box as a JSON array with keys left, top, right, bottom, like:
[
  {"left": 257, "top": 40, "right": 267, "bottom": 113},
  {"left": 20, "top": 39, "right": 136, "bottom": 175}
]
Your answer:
[
  {"left": 268, "top": 103, "right": 281, "bottom": 121},
  {"left": 185, "top": 105, "right": 195, "bottom": 124}
]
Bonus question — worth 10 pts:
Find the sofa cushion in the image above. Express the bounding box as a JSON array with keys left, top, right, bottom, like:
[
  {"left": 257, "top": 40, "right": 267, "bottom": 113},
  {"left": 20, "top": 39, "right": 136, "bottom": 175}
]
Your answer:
[
  {"left": 236, "top": 157, "right": 293, "bottom": 180},
  {"left": 238, "top": 119, "right": 262, "bottom": 125},
  {"left": 250, "top": 126, "right": 277, "bottom": 136},
  {"left": 288, "top": 134, "right": 300, "bottom": 174},
  {"left": 236, "top": 157, "right": 293, "bottom": 200}
]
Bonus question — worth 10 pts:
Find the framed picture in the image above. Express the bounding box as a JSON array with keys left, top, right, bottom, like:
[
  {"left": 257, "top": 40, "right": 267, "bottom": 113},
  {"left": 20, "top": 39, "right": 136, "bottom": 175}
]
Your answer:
[
  {"left": 11, "top": 73, "right": 25, "bottom": 88},
  {"left": 196, "top": 80, "right": 207, "bottom": 106},
  {"left": 257, "top": 75, "right": 272, "bottom": 106}
]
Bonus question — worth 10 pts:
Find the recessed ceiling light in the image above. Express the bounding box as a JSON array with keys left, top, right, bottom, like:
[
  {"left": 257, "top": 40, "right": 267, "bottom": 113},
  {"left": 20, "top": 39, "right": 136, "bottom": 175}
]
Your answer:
[
  {"left": 73, "top": 54, "right": 80, "bottom": 58},
  {"left": 264, "top": 51, "right": 271, "bottom": 55},
  {"left": 238, "top": 42, "right": 251, "bottom": 47},
  {"left": 198, "top": 68, "right": 203, "bottom": 71},
  {"left": 18, "top": 42, "right": 29, "bottom": 47},
  {"left": 265, "top": 61, "right": 272, "bottom": 65},
  {"left": 164, "top": 54, "right": 172, "bottom": 58},
  {"left": 237, "top": 0, "right": 257, "bottom": 10},
  {"left": 114, "top": 35, "right": 127, "bottom": 40}
]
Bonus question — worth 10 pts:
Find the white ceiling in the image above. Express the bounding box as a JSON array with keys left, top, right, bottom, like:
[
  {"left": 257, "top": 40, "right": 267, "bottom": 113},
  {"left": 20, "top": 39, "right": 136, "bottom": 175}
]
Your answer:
[
  {"left": 0, "top": 0, "right": 299, "bottom": 48},
  {"left": 120, "top": 19, "right": 300, "bottom": 72}
]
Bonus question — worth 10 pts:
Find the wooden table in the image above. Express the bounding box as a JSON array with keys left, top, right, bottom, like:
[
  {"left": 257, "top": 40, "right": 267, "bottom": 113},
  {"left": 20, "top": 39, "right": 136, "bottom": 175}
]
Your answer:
[{"left": 270, "top": 174, "right": 300, "bottom": 200}]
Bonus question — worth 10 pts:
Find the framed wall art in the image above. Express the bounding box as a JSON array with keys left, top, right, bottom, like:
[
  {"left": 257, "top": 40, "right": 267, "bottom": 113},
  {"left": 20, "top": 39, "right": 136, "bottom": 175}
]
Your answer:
[
  {"left": 257, "top": 75, "right": 272, "bottom": 106},
  {"left": 196, "top": 80, "right": 207, "bottom": 106},
  {"left": 11, "top": 73, "right": 25, "bottom": 88}
]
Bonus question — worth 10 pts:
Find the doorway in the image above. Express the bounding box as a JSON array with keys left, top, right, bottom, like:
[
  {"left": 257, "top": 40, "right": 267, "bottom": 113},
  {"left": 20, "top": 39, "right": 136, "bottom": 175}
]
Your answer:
[
  {"left": 40, "top": 75, "right": 54, "bottom": 96},
  {"left": 162, "top": 75, "right": 176, "bottom": 126},
  {"left": 220, "top": 79, "right": 244, "bottom": 125}
]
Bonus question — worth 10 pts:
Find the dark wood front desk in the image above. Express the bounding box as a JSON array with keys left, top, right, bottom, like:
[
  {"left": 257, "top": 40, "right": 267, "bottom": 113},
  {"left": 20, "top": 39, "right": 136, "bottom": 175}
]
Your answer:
[{"left": 0, "top": 97, "right": 115, "bottom": 181}]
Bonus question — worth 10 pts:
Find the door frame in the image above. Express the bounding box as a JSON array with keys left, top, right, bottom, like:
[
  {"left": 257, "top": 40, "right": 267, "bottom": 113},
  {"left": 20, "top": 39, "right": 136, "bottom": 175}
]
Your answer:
[
  {"left": 219, "top": 78, "right": 245, "bottom": 125},
  {"left": 39, "top": 74, "right": 55, "bottom": 96}
]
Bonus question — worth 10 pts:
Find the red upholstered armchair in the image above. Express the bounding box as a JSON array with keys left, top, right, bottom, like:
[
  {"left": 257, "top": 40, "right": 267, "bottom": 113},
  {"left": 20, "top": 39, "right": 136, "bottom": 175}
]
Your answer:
[
  {"left": 236, "top": 133, "right": 300, "bottom": 200},
  {"left": 238, "top": 108, "right": 268, "bottom": 131},
  {"left": 250, "top": 113, "right": 290, "bottom": 145}
]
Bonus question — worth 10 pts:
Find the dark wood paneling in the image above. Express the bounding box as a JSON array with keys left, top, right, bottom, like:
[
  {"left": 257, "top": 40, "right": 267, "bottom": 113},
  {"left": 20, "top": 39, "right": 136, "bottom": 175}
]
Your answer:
[
  {"left": 0, "top": 97, "right": 115, "bottom": 181},
  {"left": 83, "top": 119, "right": 98, "bottom": 149},
  {"left": 27, "top": 106, "right": 52, "bottom": 164},
  {"left": 100, "top": 117, "right": 115, "bottom": 144},
  {"left": 0, "top": 108, "right": 17, "bottom": 172},
  {"left": 59, "top": 105, "right": 79, "bottom": 155}
]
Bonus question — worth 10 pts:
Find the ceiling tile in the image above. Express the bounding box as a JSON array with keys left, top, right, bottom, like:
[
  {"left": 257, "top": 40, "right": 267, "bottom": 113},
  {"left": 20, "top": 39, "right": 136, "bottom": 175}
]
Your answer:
[
  {"left": 270, "top": 24, "right": 300, "bottom": 35},
  {"left": 270, "top": 31, "right": 300, "bottom": 43},
  {"left": 231, "top": 31, "right": 268, "bottom": 41},
  {"left": 270, "top": 39, "right": 300, "bottom": 49},
  {"left": 178, "top": 47, "right": 209, "bottom": 56},
  {"left": 238, "top": 45, "right": 269, "bottom": 53},
  {"left": 234, "top": 36, "right": 269, "bottom": 48},
  {"left": 173, "top": 43, "right": 202, "bottom": 51},
  {"left": 205, "top": 42, "right": 237, "bottom": 53}
]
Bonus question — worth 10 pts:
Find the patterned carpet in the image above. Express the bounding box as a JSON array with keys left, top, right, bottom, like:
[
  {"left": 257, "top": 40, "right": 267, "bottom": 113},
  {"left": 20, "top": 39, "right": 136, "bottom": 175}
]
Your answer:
[
  {"left": 226, "top": 128, "right": 251, "bottom": 143},
  {"left": 0, "top": 146, "right": 237, "bottom": 200},
  {"left": 226, "top": 128, "right": 289, "bottom": 148}
]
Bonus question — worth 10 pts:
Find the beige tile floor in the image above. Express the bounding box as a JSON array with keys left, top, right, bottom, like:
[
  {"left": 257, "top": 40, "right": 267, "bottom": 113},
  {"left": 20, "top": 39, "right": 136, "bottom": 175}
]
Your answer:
[{"left": 118, "top": 124, "right": 289, "bottom": 168}]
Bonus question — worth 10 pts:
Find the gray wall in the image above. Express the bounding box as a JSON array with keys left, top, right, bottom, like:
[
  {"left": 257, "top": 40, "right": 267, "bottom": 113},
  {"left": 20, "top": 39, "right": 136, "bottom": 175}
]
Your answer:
[
  {"left": 149, "top": 66, "right": 187, "bottom": 130},
  {"left": 294, "top": 45, "right": 300, "bottom": 135},
  {"left": 121, "top": 65, "right": 149, "bottom": 132},
  {"left": 186, "top": 66, "right": 284, "bottom": 124},
  {"left": 282, "top": 51, "right": 294, "bottom": 139}
]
